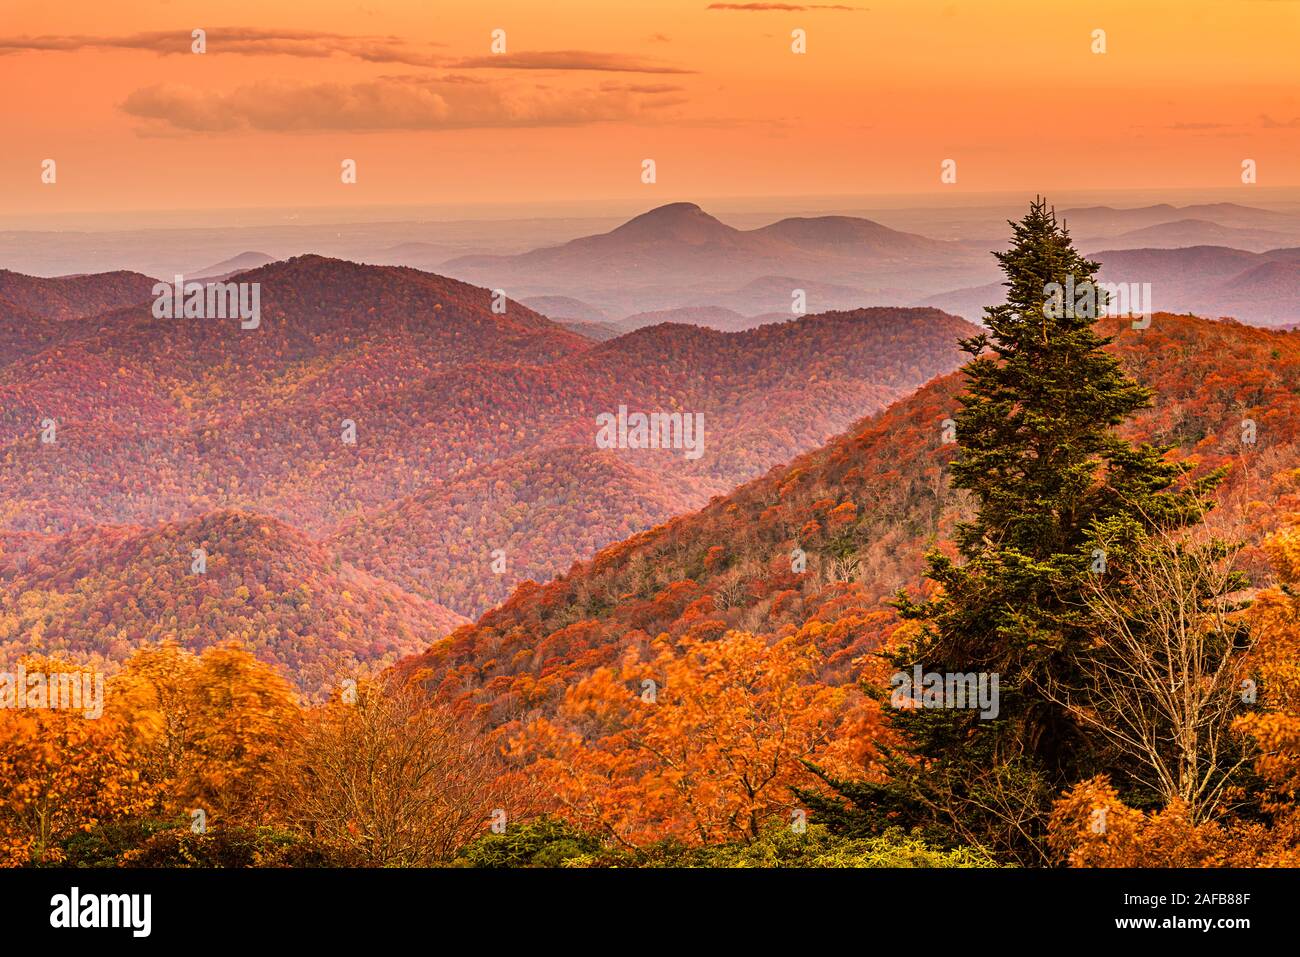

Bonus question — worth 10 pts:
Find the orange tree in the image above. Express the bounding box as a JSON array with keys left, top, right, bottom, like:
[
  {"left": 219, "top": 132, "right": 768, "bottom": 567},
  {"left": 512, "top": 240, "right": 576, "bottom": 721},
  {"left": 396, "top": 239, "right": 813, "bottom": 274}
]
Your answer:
[
  {"left": 509, "top": 624, "right": 868, "bottom": 847},
  {"left": 0, "top": 657, "right": 155, "bottom": 866},
  {"left": 110, "top": 640, "right": 302, "bottom": 826}
]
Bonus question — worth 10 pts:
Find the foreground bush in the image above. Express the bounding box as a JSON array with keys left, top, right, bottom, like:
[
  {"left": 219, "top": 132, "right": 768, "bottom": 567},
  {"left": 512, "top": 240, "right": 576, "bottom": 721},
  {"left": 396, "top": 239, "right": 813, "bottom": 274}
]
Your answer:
[
  {"left": 458, "top": 819, "right": 1000, "bottom": 868},
  {"left": 54, "top": 819, "right": 344, "bottom": 867}
]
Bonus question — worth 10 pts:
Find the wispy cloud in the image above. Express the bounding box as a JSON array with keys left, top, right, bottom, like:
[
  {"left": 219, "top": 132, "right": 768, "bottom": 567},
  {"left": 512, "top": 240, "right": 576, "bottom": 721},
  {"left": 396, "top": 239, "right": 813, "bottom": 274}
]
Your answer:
[
  {"left": 598, "top": 81, "right": 687, "bottom": 94},
  {"left": 1260, "top": 113, "right": 1300, "bottom": 128},
  {"left": 120, "top": 76, "right": 684, "bottom": 133},
  {"left": 705, "top": 3, "right": 864, "bottom": 11},
  {"left": 450, "top": 50, "right": 695, "bottom": 73},
  {"left": 0, "top": 27, "right": 446, "bottom": 66},
  {"left": 0, "top": 30, "right": 696, "bottom": 77}
]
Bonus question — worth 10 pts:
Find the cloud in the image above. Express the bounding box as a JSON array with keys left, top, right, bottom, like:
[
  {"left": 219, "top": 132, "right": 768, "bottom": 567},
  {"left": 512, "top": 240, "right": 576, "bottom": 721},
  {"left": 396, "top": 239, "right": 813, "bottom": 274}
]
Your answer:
[
  {"left": 702, "top": 2, "right": 863, "bottom": 10},
  {"left": 450, "top": 50, "right": 695, "bottom": 73},
  {"left": 120, "top": 76, "right": 682, "bottom": 133},
  {"left": 1259, "top": 114, "right": 1300, "bottom": 128},
  {"left": 0, "top": 29, "right": 695, "bottom": 76},
  {"left": 0, "top": 27, "right": 444, "bottom": 67},
  {"left": 598, "top": 82, "right": 687, "bottom": 94}
]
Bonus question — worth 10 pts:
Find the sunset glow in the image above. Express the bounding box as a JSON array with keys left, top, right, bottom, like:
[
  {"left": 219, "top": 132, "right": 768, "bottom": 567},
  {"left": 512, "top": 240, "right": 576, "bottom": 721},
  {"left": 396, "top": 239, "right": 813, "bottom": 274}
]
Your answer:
[{"left": 2, "top": 0, "right": 1297, "bottom": 218}]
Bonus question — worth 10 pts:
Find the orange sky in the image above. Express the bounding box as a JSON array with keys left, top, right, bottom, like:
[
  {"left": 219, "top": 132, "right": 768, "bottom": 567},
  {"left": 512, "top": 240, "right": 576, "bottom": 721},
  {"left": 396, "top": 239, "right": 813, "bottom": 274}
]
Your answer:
[{"left": 2, "top": 0, "right": 1297, "bottom": 218}]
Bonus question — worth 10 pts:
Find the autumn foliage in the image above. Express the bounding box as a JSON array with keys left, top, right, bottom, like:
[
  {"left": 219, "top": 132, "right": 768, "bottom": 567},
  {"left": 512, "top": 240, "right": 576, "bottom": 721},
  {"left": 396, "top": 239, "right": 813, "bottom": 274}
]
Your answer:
[
  {"left": 510, "top": 627, "right": 874, "bottom": 847},
  {"left": 0, "top": 657, "right": 152, "bottom": 866},
  {"left": 8, "top": 254, "right": 1300, "bottom": 866}
]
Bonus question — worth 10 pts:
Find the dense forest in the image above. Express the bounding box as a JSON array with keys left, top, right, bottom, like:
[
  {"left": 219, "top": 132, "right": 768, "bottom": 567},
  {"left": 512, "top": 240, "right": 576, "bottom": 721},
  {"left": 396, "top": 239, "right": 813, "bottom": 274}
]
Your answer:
[
  {"left": 4, "top": 203, "right": 1300, "bottom": 867},
  {"left": 1, "top": 258, "right": 972, "bottom": 626}
]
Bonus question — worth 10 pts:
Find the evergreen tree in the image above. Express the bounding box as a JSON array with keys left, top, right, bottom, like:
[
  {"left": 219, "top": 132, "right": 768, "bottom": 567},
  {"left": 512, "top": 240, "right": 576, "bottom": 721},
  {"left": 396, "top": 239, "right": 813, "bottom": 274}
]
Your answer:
[{"left": 802, "top": 198, "right": 1223, "bottom": 863}]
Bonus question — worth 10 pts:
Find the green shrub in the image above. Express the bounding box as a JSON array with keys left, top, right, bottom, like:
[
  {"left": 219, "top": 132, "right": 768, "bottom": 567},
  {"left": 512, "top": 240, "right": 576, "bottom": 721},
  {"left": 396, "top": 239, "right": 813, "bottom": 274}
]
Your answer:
[
  {"left": 458, "top": 819, "right": 1001, "bottom": 868},
  {"left": 117, "top": 825, "right": 344, "bottom": 867},
  {"left": 455, "top": 817, "right": 606, "bottom": 868}
]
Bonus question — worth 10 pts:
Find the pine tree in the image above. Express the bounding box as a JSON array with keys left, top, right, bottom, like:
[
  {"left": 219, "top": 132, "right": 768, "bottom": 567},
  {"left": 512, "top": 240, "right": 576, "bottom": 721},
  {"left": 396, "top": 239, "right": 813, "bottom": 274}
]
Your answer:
[{"left": 803, "top": 198, "right": 1222, "bottom": 863}]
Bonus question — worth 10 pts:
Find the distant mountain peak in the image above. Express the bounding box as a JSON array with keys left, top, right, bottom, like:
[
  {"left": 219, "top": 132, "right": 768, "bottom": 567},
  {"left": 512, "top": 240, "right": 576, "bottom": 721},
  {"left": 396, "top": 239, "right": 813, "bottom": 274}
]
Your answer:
[
  {"left": 191, "top": 250, "right": 278, "bottom": 280},
  {"left": 208, "top": 250, "right": 273, "bottom": 267},
  {"left": 637, "top": 201, "right": 705, "bottom": 217},
  {"left": 607, "top": 202, "right": 735, "bottom": 243},
  {"left": 755, "top": 214, "right": 945, "bottom": 253}
]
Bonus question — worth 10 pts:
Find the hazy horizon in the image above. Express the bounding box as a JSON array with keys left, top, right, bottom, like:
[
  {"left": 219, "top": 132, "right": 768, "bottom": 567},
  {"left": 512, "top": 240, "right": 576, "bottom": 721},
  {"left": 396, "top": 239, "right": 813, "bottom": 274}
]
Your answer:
[
  {"left": 6, "top": 184, "right": 1300, "bottom": 232},
  {"left": 5, "top": 186, "right": 1300, "bottom": 282}
]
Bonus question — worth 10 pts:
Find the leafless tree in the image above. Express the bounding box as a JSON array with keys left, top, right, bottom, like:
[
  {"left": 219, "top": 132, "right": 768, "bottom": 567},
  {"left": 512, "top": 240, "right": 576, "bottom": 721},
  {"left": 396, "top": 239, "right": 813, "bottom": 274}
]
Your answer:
[
  {"left": 1042, "top": 525, "right": 1253, "bottom": 822},
  {"left": 276, "top": 675, "right": 508, "bottom": 865},
  {"left": 825, "top": 553, "right": 861, "bottom": 584},
  {"left": 712, "top": 573, "right": 747, "bottom": 610}
]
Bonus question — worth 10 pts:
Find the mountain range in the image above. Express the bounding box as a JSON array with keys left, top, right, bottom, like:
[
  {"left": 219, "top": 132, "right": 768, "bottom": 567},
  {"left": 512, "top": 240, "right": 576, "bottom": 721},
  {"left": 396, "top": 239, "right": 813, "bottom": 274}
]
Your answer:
[
  {"left": 0, "top": 257, "right": 973, "bottom": 689},
  {"left": 8, "top": 202, "right": 1300, "bottom": 695},
  {"left": 401, "top": 311, "right": 1300, "bottom": 734},
  {"left": 440, "top": 202, "right": 1300, "bottom": 328},
  {"left": 923, "top": 244, "right": 1300, "bottom": 325},
  {"left": 441, "top": 202, "right": 992, "bottom": 319}
]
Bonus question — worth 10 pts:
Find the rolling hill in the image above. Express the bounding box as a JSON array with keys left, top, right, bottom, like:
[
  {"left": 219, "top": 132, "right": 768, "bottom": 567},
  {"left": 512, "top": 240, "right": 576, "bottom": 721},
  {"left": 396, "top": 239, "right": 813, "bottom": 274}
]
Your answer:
[
  {"left": 326, "top": 307, "right": 977, "bottom": 615},
  {"left": 191, "top": 251, "right": 277, "bottom": 280},
  {"left": 442, "top": 202, "right": 989, "bottom": 317},
  {"left": 919, "top": 245, "right": 1300, "bottom": 326},
  {"left": 1, "top": 260, "right": 974, "bottom": 631},
  {"left": 400, "top": 313, "right": 1300, "bottom": 736},
  {"left": 0, "top": 268, "right": 157, "bottom": 320},
  {"left": 1106, "top": 219, "right": 1294, "bottom": 252},
  {"left": 0, "top": 510, "right": 467, "bottom": 696},
  {"left": 610, "top": 305, "right": 784, "bottom": 334}
]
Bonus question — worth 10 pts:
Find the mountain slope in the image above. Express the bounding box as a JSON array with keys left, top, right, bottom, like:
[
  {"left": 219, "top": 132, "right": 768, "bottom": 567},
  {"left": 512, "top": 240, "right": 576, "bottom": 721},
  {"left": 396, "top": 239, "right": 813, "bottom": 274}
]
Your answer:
[
  {"left": 921, "top": 246, "right": 1300, "bottom": 326},
  {"left": 446, "top": 203, "right": 806, "bottom": 282},
  {"left": 331, "top": 307, "right": 976, "bottom": 615},
  {"left": 1107, "top": 219, "right": 1294, "bottom": 252},
  {"left": 0, "top": 269, "right": 157, "bottom": 320},
  {"left": 753, "top": 215, "right": 952, "bottom": 258},
  {"left": 191, "top": 251, "right": 277, "bottom": 280},
  {"left": 1, "top": 260, "right": 974, "bottom": 626},
  {"left": 401, "top": 313, "right": 1300, "bottom": 733},
  {"left": 330, "top": 445, "right": 700, "bottom": 614},
  {"left": 0, "top": 510, "right": 467, "bottom": 695},
  {"left": 0, "top": 256, "right": 592, "bottom": 527}
]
